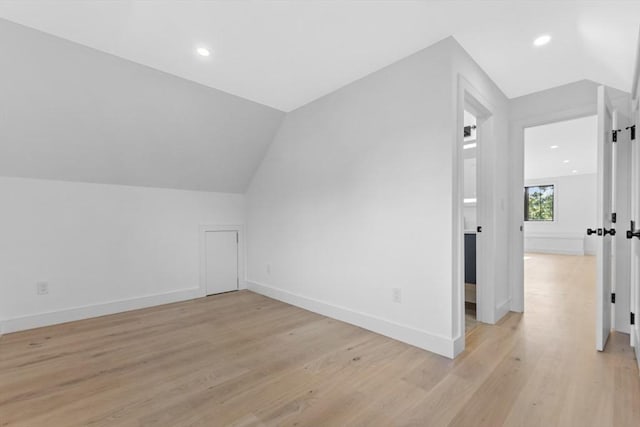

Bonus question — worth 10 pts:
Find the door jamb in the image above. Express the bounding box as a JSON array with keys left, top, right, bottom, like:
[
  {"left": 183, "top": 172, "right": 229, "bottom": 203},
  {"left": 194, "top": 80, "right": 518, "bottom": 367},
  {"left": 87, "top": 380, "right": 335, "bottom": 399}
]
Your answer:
[{"left": 453, "top": 75, "right": 495, "bottom": 356}]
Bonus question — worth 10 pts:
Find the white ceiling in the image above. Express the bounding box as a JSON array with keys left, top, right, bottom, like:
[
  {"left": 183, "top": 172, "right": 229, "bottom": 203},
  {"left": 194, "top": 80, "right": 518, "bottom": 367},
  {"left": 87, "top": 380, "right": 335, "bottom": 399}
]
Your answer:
[
  {"left": 524, "top": 115, "right": 597, "bottom": 180},
  {"left": 0, "top": 1, "right": 638, "bottom": 111},
  {"left": 0, "top": 18, "right": 284, "bottom": 193}
]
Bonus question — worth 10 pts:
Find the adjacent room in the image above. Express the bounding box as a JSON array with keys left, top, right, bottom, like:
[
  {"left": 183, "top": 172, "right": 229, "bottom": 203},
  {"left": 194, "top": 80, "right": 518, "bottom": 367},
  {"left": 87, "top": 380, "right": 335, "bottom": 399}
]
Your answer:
[
  {"left": 521, "top": 116, "right": 604, "bottom": 360},
  {"left": 1, "top": 1, "right": 640, "bottom": 426},
  {"left": 463, "top": 109, "right": 479, "bottom": 332},
  {"left": 524, "top": 116, "right": 598, "bottom": 257}
]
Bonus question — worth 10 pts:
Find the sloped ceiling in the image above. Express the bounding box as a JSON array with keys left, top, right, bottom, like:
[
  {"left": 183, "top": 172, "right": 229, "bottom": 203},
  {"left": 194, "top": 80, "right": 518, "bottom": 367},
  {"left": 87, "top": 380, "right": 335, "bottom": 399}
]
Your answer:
[
  {"left": 0, "top": 1, "right": 637, "bottom": 112},
  {"left": 0, "top": 19, "right": 284, "bottom": 193}
]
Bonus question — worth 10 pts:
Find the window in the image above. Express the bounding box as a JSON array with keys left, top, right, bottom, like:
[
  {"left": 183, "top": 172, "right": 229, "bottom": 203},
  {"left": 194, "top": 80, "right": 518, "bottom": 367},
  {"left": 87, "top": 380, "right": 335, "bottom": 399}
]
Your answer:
[{"left": 524, "top": 185, "right": 554, "bottom": 221}]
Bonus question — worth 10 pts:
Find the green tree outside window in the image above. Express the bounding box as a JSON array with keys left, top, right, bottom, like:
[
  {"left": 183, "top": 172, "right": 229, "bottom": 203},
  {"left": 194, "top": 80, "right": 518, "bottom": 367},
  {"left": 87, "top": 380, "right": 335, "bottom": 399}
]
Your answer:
[{"left": 525, "top": 185, "right": 554, "bottom": 221}]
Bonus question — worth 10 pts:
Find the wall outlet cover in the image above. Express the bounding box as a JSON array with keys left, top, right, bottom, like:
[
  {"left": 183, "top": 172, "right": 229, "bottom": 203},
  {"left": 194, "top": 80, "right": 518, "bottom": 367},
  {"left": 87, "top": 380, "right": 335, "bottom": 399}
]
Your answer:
[
  {"left": 392, "top": 288, "right": 402, "bottom": 303},
  {"left": 36, "top": 282, "right": 49, "bottom": 295}
]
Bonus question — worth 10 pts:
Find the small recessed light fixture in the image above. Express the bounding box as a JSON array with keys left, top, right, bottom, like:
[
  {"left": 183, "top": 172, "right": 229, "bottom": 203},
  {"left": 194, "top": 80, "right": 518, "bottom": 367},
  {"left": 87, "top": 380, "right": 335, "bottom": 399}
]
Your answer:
[
  {"left": 196, "top": 47, "right": 211, "bottom": 57},
  {"left": 572, "top": 170, "right": 578, "bottom": 173},
  {"left": 550, "top": 145, "right": 559, "bottom": 149},
  {"left": 463, "top": 143, "right": 477, "bottom": 150},
  {"left": 464, "top": 198, "right": 477, "bottom": 204},
  {"left": 533, "top": 34, "right": 552, "bottom": 47},
  {"left": 563, "top": 159, "right": 570, "bottom": 163}
]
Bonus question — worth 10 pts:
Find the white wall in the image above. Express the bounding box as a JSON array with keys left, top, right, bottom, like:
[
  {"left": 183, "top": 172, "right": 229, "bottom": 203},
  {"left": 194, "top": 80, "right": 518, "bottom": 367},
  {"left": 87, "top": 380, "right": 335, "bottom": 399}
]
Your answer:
[
  {"left": 524, "top": 174, "right": 597, "bottom": 255},
  {"left": 463, "top": 158, "right": 477, "bottom": 230},
  {"left": 462, "top": 112, "right": 477, "bottom": 232},
  {"left": 245, "top": 37, "right": 509, "bottom": 358},
  {"left": 246, "top": 39, "right": 456, "bottom": 357},
  {"left": 0, "top": 177, "right": 244, "bottom": 333}
]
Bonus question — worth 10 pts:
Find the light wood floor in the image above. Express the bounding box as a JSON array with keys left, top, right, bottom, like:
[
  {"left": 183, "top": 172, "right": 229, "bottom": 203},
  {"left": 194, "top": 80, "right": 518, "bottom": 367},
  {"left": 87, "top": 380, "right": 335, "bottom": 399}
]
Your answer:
[
  {"left": 1, "top": 253, "right": 639, "bottom": 426},
  {"left": 464, "top": 302, "right": 479, "bottom": 333}
]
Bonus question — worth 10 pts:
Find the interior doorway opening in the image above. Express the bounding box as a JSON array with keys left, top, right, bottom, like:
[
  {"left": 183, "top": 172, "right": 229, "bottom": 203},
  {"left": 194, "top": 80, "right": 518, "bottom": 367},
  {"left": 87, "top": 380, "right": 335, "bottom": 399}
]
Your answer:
[
  {"left": 516, "top": 85, "right": 633, "bottom": 353},
  {"left": 463, "top": 109, "right": 479, "bottom": 333},
  {"left": 455, "top": 79, "right": 495, "bottom": 356},
  {"left": 522, "top": 115, "right": 599, "bottom": 334}
]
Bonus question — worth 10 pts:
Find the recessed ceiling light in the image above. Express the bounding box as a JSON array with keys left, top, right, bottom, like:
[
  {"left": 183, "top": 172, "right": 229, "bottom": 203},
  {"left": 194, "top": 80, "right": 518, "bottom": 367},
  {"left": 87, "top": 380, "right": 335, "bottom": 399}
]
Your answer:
[
  {"left": 550, "top": 145, "right": 559, "bottom": 149},
  {"left": 196, "top": 47, "right": 211, "bottom": 57},
  {"left": 563, "top": 159, "right": 570, "bottom": 163},
  {"left": 533, "top": 34, "right": 552, "bottom": 47},
  {"left": 572, "top": 170, "right": 578, "bottom": 173}
]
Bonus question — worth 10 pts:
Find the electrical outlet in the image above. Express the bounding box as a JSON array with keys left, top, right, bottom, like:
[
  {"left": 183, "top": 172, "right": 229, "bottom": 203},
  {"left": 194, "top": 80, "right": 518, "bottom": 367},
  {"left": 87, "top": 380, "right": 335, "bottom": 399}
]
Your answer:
[
  {"left": 266, "top": 263, "right": 271, "bottom": 275},
  {"left": 392, "top": 288, "right": 402, "bottom": 303},
  {"left": 36, "top": 282, "right": 49, "bottom": 295}
]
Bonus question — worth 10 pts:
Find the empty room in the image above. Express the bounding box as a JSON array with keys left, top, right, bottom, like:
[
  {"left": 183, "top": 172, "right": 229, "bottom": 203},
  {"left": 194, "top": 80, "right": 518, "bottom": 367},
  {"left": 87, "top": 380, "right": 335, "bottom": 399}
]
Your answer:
[{"left": 1, "top": 1, "right": 640, "bottom": 426}]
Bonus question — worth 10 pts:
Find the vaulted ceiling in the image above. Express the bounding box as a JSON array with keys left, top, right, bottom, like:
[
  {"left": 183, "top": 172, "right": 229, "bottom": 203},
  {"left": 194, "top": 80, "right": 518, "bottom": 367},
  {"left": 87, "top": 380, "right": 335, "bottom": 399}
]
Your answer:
[
  {"left": 0, "top": 1, "right": 638, "bottom": 112},
  {"left": 0, "top": 19, "right": 284, "bottom": 193}
]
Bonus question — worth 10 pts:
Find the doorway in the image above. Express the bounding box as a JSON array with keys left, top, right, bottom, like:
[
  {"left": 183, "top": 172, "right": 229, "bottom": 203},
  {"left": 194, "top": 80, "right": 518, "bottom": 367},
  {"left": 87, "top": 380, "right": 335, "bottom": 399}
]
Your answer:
[
  {"left": 455, "top": 78, "right": 500, "bottom": 356},
  {"left": 522, "top": 115, "right": 599, "bottom": 334},
  {"left": 463, "top": 109, "right": 479, "bottom": 333},
  {"left": 515, "top": 86, "right": 631, "bottom": 352},
  {"left": 205, "top": 231, "right": 239, "bottom": 295},
  {"left": 458, "top": 90, "right": 491, "bottom": 336},
  {"left": 200, "top": 226, "right": 244, "bottom": 296}
]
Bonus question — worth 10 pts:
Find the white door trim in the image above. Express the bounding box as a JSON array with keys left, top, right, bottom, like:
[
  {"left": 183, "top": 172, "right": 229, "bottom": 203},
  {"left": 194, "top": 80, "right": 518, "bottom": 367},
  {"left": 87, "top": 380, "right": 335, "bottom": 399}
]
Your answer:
[
  {"left": 453, "top": 75, "right": 496, "bottom": 356},
  {"left": 199, "top": 224, "right": 246, "bottom": 296}
]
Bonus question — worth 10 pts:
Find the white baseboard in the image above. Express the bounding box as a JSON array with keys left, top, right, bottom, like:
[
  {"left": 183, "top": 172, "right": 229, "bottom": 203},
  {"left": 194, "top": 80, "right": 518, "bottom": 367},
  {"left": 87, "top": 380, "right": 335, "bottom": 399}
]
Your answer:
[
  {"left": 525, "top": 233, "right": 585, "bottom": 256},
  {"left": 452, "top": 334, "right": 465, "bottom": 358},
  {"left": 496, "top": 299, "right": 512, "bottom": 321},
  {"left": 247, "top": 280, "right": 456, "bottom": 359},
  {"left": 1, "top": 287, "right": 204, "bottom": 334},
  {"left": 525, "top": 248, "right": 584, "bottom": 256}
]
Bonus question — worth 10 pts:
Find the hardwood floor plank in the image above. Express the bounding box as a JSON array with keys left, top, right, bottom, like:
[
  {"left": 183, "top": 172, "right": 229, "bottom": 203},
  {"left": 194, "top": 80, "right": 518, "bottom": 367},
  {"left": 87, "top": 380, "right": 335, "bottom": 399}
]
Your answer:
[{"left": 1, "top": 253, "right": 639, "bottom": 426}]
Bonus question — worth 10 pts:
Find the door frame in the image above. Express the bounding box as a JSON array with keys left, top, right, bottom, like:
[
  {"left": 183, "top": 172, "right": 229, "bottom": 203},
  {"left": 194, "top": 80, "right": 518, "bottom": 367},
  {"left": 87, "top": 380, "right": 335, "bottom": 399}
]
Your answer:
[
  {"left": 199, "top": 224, "right": 246, "bottom": 296},
  {"left": 630, "top": 28, "right": 640, "bottom": 369},
  {"left": 454, "top": 76, "right": 495, "bottom": 355},
  {"left": 595, "top": 86, "right": 615, "bottom": 351},
  {"left": 630, "top": 95, "right": 640, "bottom": 365}
]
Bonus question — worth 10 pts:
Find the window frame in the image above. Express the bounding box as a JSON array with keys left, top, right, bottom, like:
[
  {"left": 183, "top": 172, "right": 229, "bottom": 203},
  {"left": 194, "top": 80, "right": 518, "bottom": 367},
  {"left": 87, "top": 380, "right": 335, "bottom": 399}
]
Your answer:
[{"left": 524, "top": 184, "right": 555, "bottom": 222}]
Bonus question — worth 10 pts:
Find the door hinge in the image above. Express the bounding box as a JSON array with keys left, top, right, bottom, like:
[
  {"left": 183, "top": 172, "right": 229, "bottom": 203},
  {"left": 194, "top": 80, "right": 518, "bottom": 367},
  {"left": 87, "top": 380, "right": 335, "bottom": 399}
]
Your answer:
[
  {"left": 626, "top": 125, "right": 636, "bottom": 141},
  {"left": 631, "top": 312, "right": 636, "bottom": 325},
  {"left": 611, "top": 213, "right": 617, "bottom": 223},
  {"left": 611, "top": 293, "right": 616, "bottom": 304},
  {"left": 236, "top": 232, "right": 239, "bottom": 243},
  {"left": 464, "top": 125, "right": 477, "bottom": 137}
]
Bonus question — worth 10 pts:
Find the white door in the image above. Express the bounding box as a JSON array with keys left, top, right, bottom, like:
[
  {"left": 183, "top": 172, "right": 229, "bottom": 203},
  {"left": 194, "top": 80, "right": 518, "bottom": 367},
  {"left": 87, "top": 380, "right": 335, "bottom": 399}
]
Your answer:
[
  {"left": 205, "top": 231, "right": 238, "bottom": 295},
  {"left": 595, "top": 86, "right": 616, "bottom": 351},
  {"left": 630, "top": 100, "right": 640, "bottom": 367}
]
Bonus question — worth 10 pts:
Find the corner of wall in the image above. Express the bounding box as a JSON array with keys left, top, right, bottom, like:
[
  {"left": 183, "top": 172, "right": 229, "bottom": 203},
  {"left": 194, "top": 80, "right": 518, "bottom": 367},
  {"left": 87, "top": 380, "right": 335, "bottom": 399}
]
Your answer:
[{"left": 247, "top": 281, "right": 458, "bottom": 359}]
